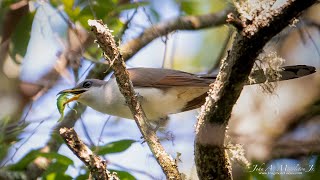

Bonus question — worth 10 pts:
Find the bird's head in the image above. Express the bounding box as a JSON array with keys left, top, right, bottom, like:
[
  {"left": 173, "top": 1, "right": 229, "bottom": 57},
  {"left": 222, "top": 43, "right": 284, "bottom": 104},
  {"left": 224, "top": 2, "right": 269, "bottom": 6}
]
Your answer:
[{"left": 58, "top": 79, "right": 106, "bottom": 105}]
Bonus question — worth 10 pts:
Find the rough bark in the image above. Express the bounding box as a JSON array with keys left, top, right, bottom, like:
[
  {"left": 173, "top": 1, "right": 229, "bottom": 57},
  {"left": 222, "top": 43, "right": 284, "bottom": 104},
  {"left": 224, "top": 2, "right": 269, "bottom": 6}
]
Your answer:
[
  {"left": 195, "top": 0, "right": 318, "bottom": 179},
  {"left": 89, "top": 20, "right": 181, "bottom": 180},
  {"left": 60, "top": 127, "right": 119, "bottom": 180}
]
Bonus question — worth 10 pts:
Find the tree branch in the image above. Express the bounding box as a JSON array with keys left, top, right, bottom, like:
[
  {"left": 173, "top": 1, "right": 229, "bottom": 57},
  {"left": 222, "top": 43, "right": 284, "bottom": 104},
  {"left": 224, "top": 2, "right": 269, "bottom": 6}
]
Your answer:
[
  {"left": 272, "top": 139, "right": 320, "bottom": 159},
  {"left": 59, "top": 127, "right": 119, "bottom": 180},
  {"left": 270, "top": 97, "right": 320, "bottom": 159},
  {"left": 195, "top": 0, "right": 318, "bottom": 179},
  {"left": 88, "top": 20, "right": 181, "bottom": 180},
  {"left": 120, "top": 6, "right": 233, "bottom": 60}
]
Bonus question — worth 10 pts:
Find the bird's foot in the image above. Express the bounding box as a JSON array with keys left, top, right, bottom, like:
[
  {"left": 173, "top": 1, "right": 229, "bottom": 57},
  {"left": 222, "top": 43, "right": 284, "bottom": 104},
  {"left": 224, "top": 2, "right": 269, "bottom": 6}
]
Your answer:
[{"left": 149, "top": 116, "right": 169, "bottom": 132}]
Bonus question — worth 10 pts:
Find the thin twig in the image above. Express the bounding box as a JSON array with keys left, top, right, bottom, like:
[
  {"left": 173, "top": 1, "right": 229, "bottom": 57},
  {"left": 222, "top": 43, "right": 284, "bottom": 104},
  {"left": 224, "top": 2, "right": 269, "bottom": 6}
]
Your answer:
[
  {"left": 80, "top": 117, "right": 95, "bottom": 147},
  {"left": 97, "top": 116, "right": 112, "bottom": 147},
  {"left": 161, "top": 35, "right": 169, "bottom": 68},
  {"left": 1, "top": 119, "right": 45, "bottom": 167},
  {"left": 120, "top": 6, "right": 233, "bottom": 60}
]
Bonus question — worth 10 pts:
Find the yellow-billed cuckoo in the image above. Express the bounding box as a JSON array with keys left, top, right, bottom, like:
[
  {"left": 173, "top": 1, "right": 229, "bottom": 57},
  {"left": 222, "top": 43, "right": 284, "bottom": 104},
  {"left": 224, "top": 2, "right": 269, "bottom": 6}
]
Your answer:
[{"left": 58, "top": 65, "right": 316, "bottom": 121}]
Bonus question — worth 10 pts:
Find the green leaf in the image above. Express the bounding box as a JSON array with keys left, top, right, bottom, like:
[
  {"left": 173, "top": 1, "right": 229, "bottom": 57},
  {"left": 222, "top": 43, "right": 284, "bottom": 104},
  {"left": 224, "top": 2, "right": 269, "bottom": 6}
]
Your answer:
[
  {"left": 45, "top": 172, "right": 73, "bottom": 180},
  {"left": 0, "top": 116, "right": 28, "bottom": 160},
  {"left": 75, "top": 166, "right": 89, "bottom": 180},
  {"left": 40, "top": 152, "right": 74, "bottom": 166},
  {"left": 110, "top": 169, "right": 136, "bottom": 180},
  {"left": 79, "top": 0, "right": 115, "bottom": 20},
  {"left": 179, "top": 1, "right": 199, "bottom": 15},
  {"left": 148, "top": 7, "right": 161, "bottom": 23},
  {"left": 42, "top": 161, "right": 73, "bottom": 180},
  {"left": 106, "top": 17, "right": 124, "bottom": 36},
  {"left": 57, "top": 93, "right": 69, "bottom": 122},
  {"left": 9, "top": 150, "right": 73, "bottom": 171},
  {"left": 113, "top": 2, "right": 149, "bottom": 13},
  {"left": 0, "top": 0, "right": 17, "bottom": 9},
  {"left": 75, "top": 173, "right": 89, "bottom": 180},
  {"left": 10, "top": 11, "right": 35, "bottom": 63},
  {"left": 306, "top": 156, "right": 320, "bottom": 179},
  {"left": 9, "top": 150, "right": 39, "bottom": 171},
  {"left": 45, "top": 162, "right": 69, "bottom": 174},
  {"left": 95, "top": 139, "right": 136, "bottom": 155},
  {"left": 61, "top": 0, "right": 82, "bottom": 21},
  {"left": 56, "top": 93, "right": 80, "bottom": 122},
  {"left": 65, "top": 6, "right": 81, "bottom": 21},
  {"left": 62, "top": 0, "right": 74, "bottom": 9}
]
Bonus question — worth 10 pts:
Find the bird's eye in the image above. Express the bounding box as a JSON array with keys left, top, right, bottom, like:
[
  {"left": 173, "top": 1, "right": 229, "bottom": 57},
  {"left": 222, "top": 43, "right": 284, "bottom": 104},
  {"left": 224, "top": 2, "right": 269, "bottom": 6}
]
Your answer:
[{"left": 83, "top": 81, "right": 92, "bottom": 88}]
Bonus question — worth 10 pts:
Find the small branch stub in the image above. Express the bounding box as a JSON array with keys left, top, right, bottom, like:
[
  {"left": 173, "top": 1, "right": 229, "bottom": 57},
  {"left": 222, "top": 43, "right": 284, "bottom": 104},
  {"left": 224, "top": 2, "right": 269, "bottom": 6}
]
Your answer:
[{"left": 226, "top": 13, "right": 246, "bottom": 31}]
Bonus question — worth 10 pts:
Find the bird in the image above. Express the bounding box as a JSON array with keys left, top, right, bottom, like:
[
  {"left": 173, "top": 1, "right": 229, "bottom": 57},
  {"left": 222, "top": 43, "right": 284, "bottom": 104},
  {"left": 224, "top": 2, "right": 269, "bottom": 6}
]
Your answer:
[{"left": 58, "top": 65, "right": 316, "bottom": 122}]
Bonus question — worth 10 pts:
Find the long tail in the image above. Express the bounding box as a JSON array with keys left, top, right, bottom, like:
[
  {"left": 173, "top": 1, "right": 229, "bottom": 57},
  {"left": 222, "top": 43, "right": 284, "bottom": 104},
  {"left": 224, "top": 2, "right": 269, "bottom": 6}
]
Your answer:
[
  {"left": 249, "top": 65, "right": 316, "bottom": 84},
  {"left": 197, "top": 65, "right": 316, "bottom": 84},
  {"left": 184, "top": 65, "right": 316, "bottom": 112}
]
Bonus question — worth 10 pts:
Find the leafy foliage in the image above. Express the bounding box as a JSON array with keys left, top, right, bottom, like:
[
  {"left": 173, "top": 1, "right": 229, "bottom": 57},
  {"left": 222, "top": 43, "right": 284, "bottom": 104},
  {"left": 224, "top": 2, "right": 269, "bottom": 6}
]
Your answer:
[
  {"left": 95, "top": 139, "right": 137, "bottom": 155},
  {"left": 8, "top": 150, "right": 74, "bottom": 179},
  {"left": 61, "top": 0, "right": 148, "bottom": 32},
  {"left": 0, "top": 116, "right": 28, "bottom": 161},
  {"left": 42, "top": 162, "right": 73, "bottom": 180},
  {"left": 10, "top": 11, "right": 35, "bottom": 63},
  {"left": 9, "top": 150, "right": 73, "bottom": 171}
]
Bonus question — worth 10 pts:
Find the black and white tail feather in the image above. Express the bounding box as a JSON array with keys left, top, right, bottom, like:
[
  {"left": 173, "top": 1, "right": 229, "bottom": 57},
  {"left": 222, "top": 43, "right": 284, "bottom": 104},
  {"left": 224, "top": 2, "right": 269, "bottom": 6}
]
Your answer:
[
  {"left": 197, "top": 65, "right": 316, "bottom": 84},
  {"left": 249, "top": 65, "right": 316, "bottom": 84}
]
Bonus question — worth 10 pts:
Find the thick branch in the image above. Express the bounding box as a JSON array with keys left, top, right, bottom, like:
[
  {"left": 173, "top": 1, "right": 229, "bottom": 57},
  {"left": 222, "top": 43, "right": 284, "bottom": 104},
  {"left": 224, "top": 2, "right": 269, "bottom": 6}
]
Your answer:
[
  {"left": 120, "top": 6, "right": 232, "bottom": 60},
  {"left": 272, "top": 139, "right": 320, "bottom": 159},
  {"left": 88, "top": 20, "right": 181, "bottom": 180},
  {"left": 279, "top": 98, "right": 320, "bottom": 137},
  {"left": 270, "top": 98, "right": 320, "bottom": 159},
  {"left": 60, "top": 127, "right": 118, "bottom": 180},
  {"left": 0, "top": 0, "right": 29, "bottom": 68},
  {"left": 195, "top": 0, "right": 317, "bottom": 179}
]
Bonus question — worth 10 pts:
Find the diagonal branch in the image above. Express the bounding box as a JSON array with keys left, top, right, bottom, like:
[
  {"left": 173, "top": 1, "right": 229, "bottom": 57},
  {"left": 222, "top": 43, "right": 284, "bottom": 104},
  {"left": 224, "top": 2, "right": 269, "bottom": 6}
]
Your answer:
[
  {"left": 270, "top": 96, "right": 320, "bottom": 159},
  {"left": 88, "top": 20, "right": 181, "bottom": 180},
  {"left": 195, "top": 0, "right": 318, "bottom": 179},
  {"left": 59, "top": 127, "right": 119, "bottom": 180}
]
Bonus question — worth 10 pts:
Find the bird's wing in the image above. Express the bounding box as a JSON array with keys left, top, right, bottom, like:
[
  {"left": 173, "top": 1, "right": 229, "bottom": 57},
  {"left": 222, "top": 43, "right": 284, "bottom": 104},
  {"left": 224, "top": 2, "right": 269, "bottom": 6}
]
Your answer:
[
  {"left": 126, "top": 65, "right": 316, "bottom": 88},
  {"left": 127, "top": 68, "right": 215, "bottom": 88}
]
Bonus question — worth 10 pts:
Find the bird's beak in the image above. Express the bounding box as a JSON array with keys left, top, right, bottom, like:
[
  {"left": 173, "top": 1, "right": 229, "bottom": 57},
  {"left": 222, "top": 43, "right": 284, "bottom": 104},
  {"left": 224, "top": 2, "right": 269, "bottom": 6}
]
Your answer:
[
  {"left": 57, "top": 88, "right": 87, "bottom": 104},
  {"left": 57, "top": 88, "right": 87, "bottom": 95}
]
